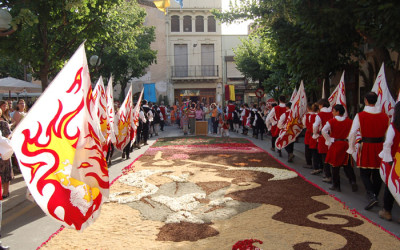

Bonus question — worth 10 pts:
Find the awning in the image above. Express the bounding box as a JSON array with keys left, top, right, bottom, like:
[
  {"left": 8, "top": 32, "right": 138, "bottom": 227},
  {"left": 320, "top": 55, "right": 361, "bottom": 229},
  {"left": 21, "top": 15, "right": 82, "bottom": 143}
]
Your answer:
[{"left": 0, "top": 77, "right": 42, "bottom": 93}]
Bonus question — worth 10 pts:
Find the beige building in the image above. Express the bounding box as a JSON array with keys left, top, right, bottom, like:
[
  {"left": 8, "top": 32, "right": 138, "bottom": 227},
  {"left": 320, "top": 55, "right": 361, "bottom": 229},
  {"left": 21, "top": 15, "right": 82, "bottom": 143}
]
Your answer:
[
  {"left": 167, "top": 0, "right": 223, "bottom": 105},
  {"left": 134, "top": 0, "right": 248, "bottom": 106}
]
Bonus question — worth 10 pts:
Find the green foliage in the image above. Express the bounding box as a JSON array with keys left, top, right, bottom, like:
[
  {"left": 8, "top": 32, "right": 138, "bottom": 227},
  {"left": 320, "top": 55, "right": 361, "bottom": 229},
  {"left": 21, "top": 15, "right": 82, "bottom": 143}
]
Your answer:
[
  {"left": 0, "top": 0, "right": 156, "bottom": 92},
  {"left": 213, "top": 0, "right": 400, "bottom": 100}
]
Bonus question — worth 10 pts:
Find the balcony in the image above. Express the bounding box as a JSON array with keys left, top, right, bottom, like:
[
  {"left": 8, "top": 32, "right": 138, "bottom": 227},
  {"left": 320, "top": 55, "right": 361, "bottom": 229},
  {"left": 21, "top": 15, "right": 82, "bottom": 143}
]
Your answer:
[{"left": 171, "top": 65, "right": 219, "bottom": 79}]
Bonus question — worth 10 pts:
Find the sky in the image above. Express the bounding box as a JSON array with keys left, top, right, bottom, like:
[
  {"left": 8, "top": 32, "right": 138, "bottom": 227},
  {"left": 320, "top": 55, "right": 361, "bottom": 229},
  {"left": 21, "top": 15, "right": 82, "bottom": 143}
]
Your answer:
[{"left": 221, "top": 0, "right": 252, "bottom": 35}]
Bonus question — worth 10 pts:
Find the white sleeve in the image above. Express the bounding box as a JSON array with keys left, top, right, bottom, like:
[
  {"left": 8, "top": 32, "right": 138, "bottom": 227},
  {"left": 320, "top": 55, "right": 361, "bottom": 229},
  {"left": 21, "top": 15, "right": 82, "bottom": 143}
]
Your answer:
[
  {"left": 266, "top": 108, "right": 276, "bottom": 126},
  {"left": 321, "top": 121, "right": 333, "bottom": 147},
  {"left": 347, "top": 114, "right": 360, "bottom": 155},
  {"left": 312, "top": 115, "right": 321, "bottom": 139},
  {"left": 302, "top": 115, "right": 307, "bottom": 127},
  {"left": 379, "top": 125, "right": 395, "bottom": 162}
]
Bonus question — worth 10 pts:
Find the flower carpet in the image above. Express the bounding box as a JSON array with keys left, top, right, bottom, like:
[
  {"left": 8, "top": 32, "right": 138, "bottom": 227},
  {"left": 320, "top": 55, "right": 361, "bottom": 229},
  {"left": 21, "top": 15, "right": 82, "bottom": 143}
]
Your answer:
[{"left": 41, "top": 136, "right": 400, "bottom": 249}]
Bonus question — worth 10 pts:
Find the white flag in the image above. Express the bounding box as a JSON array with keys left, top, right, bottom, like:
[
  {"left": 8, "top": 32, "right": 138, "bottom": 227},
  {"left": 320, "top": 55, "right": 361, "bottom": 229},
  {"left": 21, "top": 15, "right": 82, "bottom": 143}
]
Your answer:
[
  {"left": 276, "top": 81, "right": 307, "bottom": 149},
  {"left": 10, "top": 43, "right": 109, "bottom": 231},
  {"left": 335, "top": 71, "right": 348, "bottom": 117},
  {"left": 371, "top": 63, "right": 395, "bottom": 116},
  {"left": 130, "top": 89, "right": 144, "bottom": 142},
  {"left": 114, "top": 84, "right": 133, "bottom": 151},
  {"left": 106, "top": 77, "right": 116, "bottom": 144}
]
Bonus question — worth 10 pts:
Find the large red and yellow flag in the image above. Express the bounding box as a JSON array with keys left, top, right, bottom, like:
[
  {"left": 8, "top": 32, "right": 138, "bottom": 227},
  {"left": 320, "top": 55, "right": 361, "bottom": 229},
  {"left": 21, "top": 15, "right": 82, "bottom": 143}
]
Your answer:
[
  {"left": 275, "top": 81, "right": 307, "bottom": 150},
  {"left": 106, "top": 77, "right": 116, "bottom": 145},
  {"left": 10, "top": 43, "right": 109, "bottom": 231},
  {"left": 114, "top": 84, "right": 133, "bottom": 151},
  {"left": 130, "top": 89, "right": 144, "bottom": 142},
  {"left": 372, "top": 62, "right": 395, "bottom": 116}
]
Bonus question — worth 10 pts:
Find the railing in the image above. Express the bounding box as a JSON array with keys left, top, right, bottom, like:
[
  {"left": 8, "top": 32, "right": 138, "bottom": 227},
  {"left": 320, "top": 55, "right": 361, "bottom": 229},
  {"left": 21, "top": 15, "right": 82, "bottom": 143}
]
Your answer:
[{"left": 171, "top": 65, "right": 219, "bottom": 78}]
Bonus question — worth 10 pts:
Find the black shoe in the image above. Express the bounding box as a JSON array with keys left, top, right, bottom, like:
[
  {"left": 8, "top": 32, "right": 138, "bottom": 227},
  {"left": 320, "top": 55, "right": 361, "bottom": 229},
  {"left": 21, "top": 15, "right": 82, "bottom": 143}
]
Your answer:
[
  {"left": 121, "top": 153, "right": 125, "bottom": 159},
  {"left": 365, "top": 198, "right": 378, "bottom": 210},
  {"left": 329, "top": 185, "right": 341, "bottom": 192},
  {"left": 351, "top": 183, "right": 358, "bottom": 192},
  {"left": 270, "top": 147, "right": 275, "bottom": 152},
  {"left": 2, "top": 193, "right": 9, "bottom": 199},
  {"left": 144, "top": 142, "right": 149, "bottom": 146}
]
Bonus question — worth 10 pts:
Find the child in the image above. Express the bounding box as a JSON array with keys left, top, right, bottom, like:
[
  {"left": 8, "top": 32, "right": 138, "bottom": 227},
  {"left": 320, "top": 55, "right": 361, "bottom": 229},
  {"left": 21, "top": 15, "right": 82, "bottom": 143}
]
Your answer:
[
  {"left": 182, "top": 112, "right": 189, "bottom": 135},
  {"left": 221, "top": 120, "right": 230, "bottom": 137},
  {"left": 217, "top": 113, "right": 224, "bottom": 135}
]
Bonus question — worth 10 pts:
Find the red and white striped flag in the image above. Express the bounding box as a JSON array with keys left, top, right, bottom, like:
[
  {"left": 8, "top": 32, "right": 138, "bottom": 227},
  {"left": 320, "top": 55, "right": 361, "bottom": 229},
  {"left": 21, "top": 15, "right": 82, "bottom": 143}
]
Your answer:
[
  {"left": 10, "top": 43, "right": 109, "bottom": 231},
  {"left": 372, "top": 63, "right": 395, "bottom": 116},
  {"left": 276, "top": 81, "right": 307, "bottom": 150},
  {"left": 114, "top": 84, "right": 133, "bottom": 151}
]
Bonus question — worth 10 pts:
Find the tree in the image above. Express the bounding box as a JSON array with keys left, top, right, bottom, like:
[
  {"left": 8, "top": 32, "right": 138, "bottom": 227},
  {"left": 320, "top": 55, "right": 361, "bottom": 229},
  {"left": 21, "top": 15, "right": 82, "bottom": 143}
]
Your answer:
[
  {"left": 233, "top": 35, "right": 271, "bottom": 87},
  {"left": 0, "top": 0, "right": 156, "bottom": 92}
]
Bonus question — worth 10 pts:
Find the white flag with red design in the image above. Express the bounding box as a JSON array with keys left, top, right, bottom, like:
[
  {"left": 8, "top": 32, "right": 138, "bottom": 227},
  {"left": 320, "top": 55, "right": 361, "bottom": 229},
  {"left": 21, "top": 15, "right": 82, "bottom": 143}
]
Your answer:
[
  {"left": 10, "top": 43, "right": 109, "bottom": 231},
  {"left": 106, "top": 77, "right": 116, "bottom": 144},
  {"left": 114, "top": 84, "right": 133, "bottom": 151},
  {"left": 385, "top": 148, "right": 400, "bottom": 206},
  {"left": 130, "top": 89, "right": 144, "bottom": 142},
  {"left": 371, "top": 63, "right": 395, "bottom": 116},
  {"left": 334, "top": 71, "right": 348, "bottom": 117},
  {"left": 290, "top": 87, "right": 297, "bottom": 102},
  {"left": 276, "top": 81, "right": 307, "bottom": 150}
]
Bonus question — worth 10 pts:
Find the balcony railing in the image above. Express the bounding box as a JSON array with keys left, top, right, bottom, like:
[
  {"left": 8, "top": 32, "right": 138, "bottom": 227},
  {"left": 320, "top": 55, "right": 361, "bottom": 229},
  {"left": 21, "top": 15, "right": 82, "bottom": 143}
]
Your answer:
[{"left": 171, "top": 65, "right": 219, "bottom": 78}]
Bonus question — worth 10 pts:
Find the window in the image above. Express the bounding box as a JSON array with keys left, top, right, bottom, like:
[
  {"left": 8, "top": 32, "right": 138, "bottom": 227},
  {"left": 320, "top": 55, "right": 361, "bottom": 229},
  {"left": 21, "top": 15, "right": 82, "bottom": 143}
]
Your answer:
[
  {"left": 207, "top": 16, "right": 216, "bottom": 32},
  {"left": 183, "top": 16, "right": 192, "bottom": 32},
  {"left": 201, "top": 44, "right": 215, "bottom": 76},
  {"left": 195, "top": 16, "right": 204, "bottom": 32},
  {"left": 171, "top": 15, "right": 179, "bottom": 32},
  {"left": 174, "top": 44, "right": 188, "bottom": 77}
]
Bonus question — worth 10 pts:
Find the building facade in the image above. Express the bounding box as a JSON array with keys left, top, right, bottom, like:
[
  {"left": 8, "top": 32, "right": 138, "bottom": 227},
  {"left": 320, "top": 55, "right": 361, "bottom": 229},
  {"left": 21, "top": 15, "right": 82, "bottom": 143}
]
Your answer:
[{"left": 167, "top": 0, "right": 223, "bottom": 105}]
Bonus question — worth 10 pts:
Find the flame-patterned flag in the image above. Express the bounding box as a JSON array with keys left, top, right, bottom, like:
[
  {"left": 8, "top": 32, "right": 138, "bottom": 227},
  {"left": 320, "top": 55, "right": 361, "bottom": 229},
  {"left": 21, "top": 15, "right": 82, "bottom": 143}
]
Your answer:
[
  {"left": 106, "top": 77, "right": 116, "bottom": 144},
  {"left": 371, "top": 63, "right": 395, "bottom": 116},
  {"left": 290, "top": 87, "right": 297, "bottom": 102},
  {"left": 387, "top": 148, "right": 400, "bottom": 206},
  {"left": 93, "top": 77, "right": 109, "bottom": 156},
  {"left": 328, "top": 82, "right": 339, "bottom": 107},
  {"left": 276, "top": 81, "right": 307, "bottom": 150},
  {"left": 130, "top": 89, "right": 144, "bottom": 142},
  {"left": 10, "top": 43, "right": 109, "bottom": 231},
  {"left": 334, "top": 71, "right": 348, "bottom": 117},
  {"left": 114, "top": 84, "right": 133, "bottom": 151}
]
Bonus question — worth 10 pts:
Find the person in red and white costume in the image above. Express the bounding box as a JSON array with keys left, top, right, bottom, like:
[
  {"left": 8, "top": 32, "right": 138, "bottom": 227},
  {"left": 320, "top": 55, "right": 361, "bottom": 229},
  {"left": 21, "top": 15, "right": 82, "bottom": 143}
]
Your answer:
[
  {"left": 266, "top": 96, "right": 286, "bottom": 156},
  {"left": 347, "top": 92, "right": 389, "bottom": 210},
  {"left": 159, "top": 101, "right": 166, "bottom": 131},
  {"left": 312, "top": 99, "right": 333, "bottom": 177},
  {"left": 302, "top": 103, "right": 317, "bottom": 169},
  {"left": 322, "top": 104, "right": 357, "bottom": 192},
  {"left": 226, "top": 100, "right": 236, "bottom": 131},
  {"left": 240, "top": 103, "right": 250, "bottom": 135},
  {"left": 378, "top": 101, "right": 400, "bottom": 220},
  {"left": 277, "top": 102, "right": 294, "bottom": 162}
]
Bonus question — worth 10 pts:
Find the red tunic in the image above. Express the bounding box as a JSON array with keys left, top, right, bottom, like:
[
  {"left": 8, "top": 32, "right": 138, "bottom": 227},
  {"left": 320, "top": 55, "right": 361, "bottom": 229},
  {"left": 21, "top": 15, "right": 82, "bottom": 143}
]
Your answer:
[
  {"left": 325, "top": 118, "right": 353, "bottom": 167},
  {"left": 159, "top": 106, "right": 166, "bottom": 120},
  {"left": 307, "top": 114, "right": 318, "bottom": 149},
  {"left": 242, "top": 108, "right": 250, "bottom": 126},
  {"left": 357, "top": 111, "right": 389, "bottom": 168},
  {"left": 271, "top": 105, "right": 286, "bottom": 137},
  {"left": 227, "top": 104, "right": 235, "bottom": 120},
  {"left": 317, "top": 111, "right": 333, "bottom": 154}
]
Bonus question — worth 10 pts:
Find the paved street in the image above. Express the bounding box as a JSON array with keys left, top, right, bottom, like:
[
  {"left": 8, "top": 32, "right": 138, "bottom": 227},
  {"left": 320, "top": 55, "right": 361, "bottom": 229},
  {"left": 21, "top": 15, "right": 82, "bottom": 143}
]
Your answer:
[{"left": 1, "top": 124, "right": 399, "bottom": 249}]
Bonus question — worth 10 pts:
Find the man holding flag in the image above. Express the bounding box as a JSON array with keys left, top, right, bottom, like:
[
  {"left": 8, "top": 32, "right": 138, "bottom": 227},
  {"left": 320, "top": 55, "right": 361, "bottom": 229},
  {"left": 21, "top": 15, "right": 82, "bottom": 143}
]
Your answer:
[{"left": 347, "top": 92, "right": 389, "bottom": 210}]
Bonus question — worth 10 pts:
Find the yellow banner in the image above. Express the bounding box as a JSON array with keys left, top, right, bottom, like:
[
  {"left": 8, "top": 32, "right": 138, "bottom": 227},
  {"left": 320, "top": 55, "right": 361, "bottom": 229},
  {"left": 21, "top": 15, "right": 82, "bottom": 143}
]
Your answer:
[
  {"left": 154, "top": 0, "right": 170, "bottom": 14},
  {"left": 229, "top": 85, "right": 235, "bottom": 101}
]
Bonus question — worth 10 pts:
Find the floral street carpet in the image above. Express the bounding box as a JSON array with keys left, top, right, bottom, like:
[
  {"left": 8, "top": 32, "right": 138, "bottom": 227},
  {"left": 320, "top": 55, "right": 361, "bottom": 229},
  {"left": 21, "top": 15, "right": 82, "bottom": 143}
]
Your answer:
[{"left": 42, "top": 136, "right": 400, "bottom": 249}]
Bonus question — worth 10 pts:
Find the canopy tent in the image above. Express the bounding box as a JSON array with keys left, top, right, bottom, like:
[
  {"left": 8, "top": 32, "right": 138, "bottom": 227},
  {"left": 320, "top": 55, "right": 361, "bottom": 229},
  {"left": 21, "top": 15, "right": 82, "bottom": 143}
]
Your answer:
[{"left": 0, "top": 77, "right": 42, "bottom": 93}]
